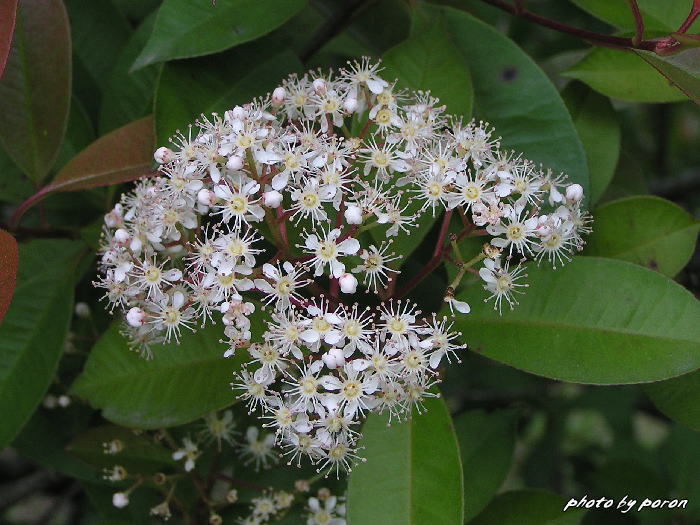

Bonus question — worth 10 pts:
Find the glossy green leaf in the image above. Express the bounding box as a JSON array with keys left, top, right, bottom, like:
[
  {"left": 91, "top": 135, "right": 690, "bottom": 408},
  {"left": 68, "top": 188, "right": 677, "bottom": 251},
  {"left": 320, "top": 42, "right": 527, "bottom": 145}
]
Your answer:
[
  {"left": 55, "top": 96, "right": 96, "bottom": 171},
  {"left": 132, "top": 0, "right": 307, "bottom": 71},
  {"left": 346, "top": 395, "right": 463, "bottom": 525},
  {"left": 571, "top": 0, "right": 700, "bottom": 34},
  {"left": 71, "top": 319, "right": 261, "bottom": 429},
  {"left": 563, "top": 48, "right": 688, "bottom": 103},
  {"left": 434, "top": 5, "right": 589, "bottom": 195},
  {"left": 469, "top": 489, "right": 586, "bottom": 525},
  {"left": 447, "top": 257, "right": 700, "bottom": 385},
  {"left": 454, "top": 410, "right": 516, "bottom": 522},
  {"left": 635, "top": 49, "right": 700, "bottom": 105},
  {"left": 0, "top": 239, "right": 85, "bottom": 448},
  {"left": 0, "top": 228, "right": 18, "bottom": 324},
  {"left": 561, "top": 82, "right": 620, "bottom": 205},
  {"left": 0, "top": 0, "right": 71, "bottom": 183},
  {"left": 155, "top": 47, "right": 303, "bottom": 147},
  {"left": 645, "top": 370, "right": 700, "bottom": 431},
  {"left": 584, "top": 196, "right": 699, "bottom": 277}
]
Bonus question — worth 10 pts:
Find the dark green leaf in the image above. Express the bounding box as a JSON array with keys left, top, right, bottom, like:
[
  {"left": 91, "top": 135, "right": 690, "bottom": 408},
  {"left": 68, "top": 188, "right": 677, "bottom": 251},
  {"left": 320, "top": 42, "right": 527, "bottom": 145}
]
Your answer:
[
  {"left": 0, "top": 239, "right": 85, "bottom": 448},
  {"left": 584, "top": 196, "right": 699, "bottom": 277},
  {"left": 469, "top": 489, "right": 586, "bottom": 525},
  {"left": 346, "top": 395, "right": 463, "bottom": 525},
  {"left": 55, "top": 96, "right": 96, "bottom": 171},
  {"left": 447, "top": 257, "right": 700, "bottom": 384},
  {"left": 454, "top": 410, "right": 516, "bottom": 522},
  {"left": 132, "top": 0, "right": 307, "bottom": 71},
  {"left": 635, "top": 49, "right": 700, "bottom": 105},
  {"left": 645, "top": 370, "right": 700, "bottom": 431},
  {"left": 561, "top": 82, "right": 620, "bottom": 205},
  {"left": 0, "top": 0, "right": 71, "bottom": 183}
]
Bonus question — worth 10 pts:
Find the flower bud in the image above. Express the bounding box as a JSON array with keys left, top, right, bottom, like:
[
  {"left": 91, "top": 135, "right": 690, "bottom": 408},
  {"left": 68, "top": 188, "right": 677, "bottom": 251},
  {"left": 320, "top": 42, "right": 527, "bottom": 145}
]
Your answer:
[
  {"left": 343, "top": 97, "right": 358, "bottom": 114},
  {"left": 126, "top": 307, "right": 146, "bottom": 327},
  {"left": 114, "top": 228, "right": 130, "bottom": 245},
  {"left": 344, "top": 204, "right": 363, "bottom": 224},
  {"left": 226, "top": 155, "right": 244, "bottom": 170},
  {"left": 312, "top": 78, "right": 326, "bottom": 94},
  {"left": 338, "top": 273, "right": 358, "bottom": 294},
  {"left": 272, "top": 86, "right": 286, "bottom": 106},
  {"left": 226, "top": 489, "right": 239, "bottom": 504},
  {"left": 112, "top": 492, "right": 129, "bottom": 508},
  {"left": 565, "top": 183, "right": 584, "bottom": 202},
  {"left": 57, "top": 395, "right": 71, "bottom": 407},
  {"left": 153, "top": 147, "right": 173, "bottom": 164},
  {"left": 231, "top": 105, "right": 246, "bottom": 120},
  {"left": 197, "top": 188, "right": 216, "bottom": 206},
  {"left": 263, "top": 190, "right": 283, "bottom": 208},
  {"left": 75, "top": 302, "right": 91, "bottom": 318},
  {"left": 321, "top": 348, "right": 345, "bottom": 369}
]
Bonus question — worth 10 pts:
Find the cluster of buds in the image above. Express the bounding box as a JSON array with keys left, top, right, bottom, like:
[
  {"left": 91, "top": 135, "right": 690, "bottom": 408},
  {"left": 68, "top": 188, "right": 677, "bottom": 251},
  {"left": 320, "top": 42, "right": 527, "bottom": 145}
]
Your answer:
[{"left": 95, "top": 58, "right": 589, "bottom": 471}]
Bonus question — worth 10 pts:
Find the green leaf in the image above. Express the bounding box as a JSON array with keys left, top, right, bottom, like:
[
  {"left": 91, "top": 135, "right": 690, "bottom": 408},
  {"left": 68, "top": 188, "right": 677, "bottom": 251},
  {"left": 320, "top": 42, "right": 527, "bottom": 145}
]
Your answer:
[
  {"left": 645, "top": 370, "right": 700, "bottom": 431},
  {"left": 469, "top": 489, "right": 586, "bottom": 525},
  {"left": 346, "top": 395, "right": 464, "bottom": 525},
  {"left": 561, "top": 82, "right": 620, "bottom": 205},
  {"left": 435, "top": 5, "right": 589, "bottom": 195},
  {"left": 131, "top": 0, "right": 307, "bottom": 71},
  {"left": 71, "top": 319, "right": 262, "bottom": 429},
  {"left": 635, "top": 49, "right": 700, "bottom": 105},
  {"left": 563, "top": 48, "right": 688, "bottom": 103},
  {"left": 584, "top": 196, "right": 699, "bottom": 277},
  {"left": 447, "top": 257, "right": 700, "bottom": 385},
  {"left": 99, "top": 13, "right": 160, "bottom": 134},
  {"left": 155, "top": 47, "right": 303, "bottom": 147},
  {"left": 454, "top": 410, "right": 516, "bottom": 522},
  {"left": 0, "top": 228, "right": 18, "bottom": 323},
  {"left": 0, "top": 0, "right": 71, "bottom": 183},
  {"left": 0, "top": 239, "right": 85, "bottom": 448},
  {"left": 571, "top": 0, "right": 700, "bottom": 34},
  {"left": 55, "top": 96, "right": 96, "bottom": 171}
]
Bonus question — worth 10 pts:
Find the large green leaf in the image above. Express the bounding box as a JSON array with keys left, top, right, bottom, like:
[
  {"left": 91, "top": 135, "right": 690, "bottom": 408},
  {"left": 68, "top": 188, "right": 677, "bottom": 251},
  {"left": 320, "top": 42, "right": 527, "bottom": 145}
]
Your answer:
[
  {"left": 469, "top": 489, "right": 586, "bottom": 525},
  {"left": 563, "top": 48, "right": 688, "bottom": 103},
  {"left": 571, "top": 0, "right": 700, "bottom": 34},
  {"left": 154, "top": 47, "right": 303, "bottom": 147},
  {"left": 635, "top": 49, "right": 700, "bottom": 105},
  {"left": 0, "top": 0, "right": 71, "bottom": 183},
  {"left": 454, "top": 410, "right": 517, "bottom": 522},
  {"left": 0, "top": 239, "right": 85, "bottom": 448},
  {"left": 447, "top": 257, "right": 700, "bottom": 385},
  {"left": 584, "top": 196, "right": 699, "bottom": 277},
  {"left": 561, "top": 82, "right": 620, "bottom": 205},
  {"left": 435, "top": 5, "right": 589, "bottom": 195},
  {"left": 346, "top": 395, "right": 463, "bottom": 525},
  {"left": 71, "top": 318, "right": 262, "bottom": 429},
  {"left": 645, "top": 370, "right": 700, "bottom": 431},
  {"left": 132, "top": 0, "right": 307, "bottom": 70}
]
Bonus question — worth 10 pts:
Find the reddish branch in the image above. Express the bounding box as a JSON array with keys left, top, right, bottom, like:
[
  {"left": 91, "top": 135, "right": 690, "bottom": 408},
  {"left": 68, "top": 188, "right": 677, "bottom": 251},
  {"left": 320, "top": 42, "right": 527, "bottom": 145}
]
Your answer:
[
  {"left": 626, "top": 0, "right": 645, "bottom": 46},
  {"left": 677, "top": 0, "right": 700, "bottom": 34}
]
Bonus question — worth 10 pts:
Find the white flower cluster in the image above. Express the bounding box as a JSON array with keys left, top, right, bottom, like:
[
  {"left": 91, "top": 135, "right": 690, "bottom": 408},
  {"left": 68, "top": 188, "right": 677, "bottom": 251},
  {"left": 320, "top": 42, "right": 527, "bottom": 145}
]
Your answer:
[{"left": 95, "top": 58, "right": 589, "bottom": 472}]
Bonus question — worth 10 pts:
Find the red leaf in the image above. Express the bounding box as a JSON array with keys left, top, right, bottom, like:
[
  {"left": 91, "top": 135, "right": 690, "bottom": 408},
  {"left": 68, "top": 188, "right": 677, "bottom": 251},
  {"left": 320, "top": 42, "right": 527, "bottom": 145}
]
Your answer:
[
  {"left": 0, "top": 0, "right": 18, "bottom": 79},
  {"left": 0, "top": 229, "right": 18, "bottom": 324}
]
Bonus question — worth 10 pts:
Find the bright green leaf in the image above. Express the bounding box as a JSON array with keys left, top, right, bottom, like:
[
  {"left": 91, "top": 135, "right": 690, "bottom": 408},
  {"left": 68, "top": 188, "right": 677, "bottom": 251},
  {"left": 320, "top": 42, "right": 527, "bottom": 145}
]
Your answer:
[
  {"left": 0, "top": 0, "right": 71, "bottom": 183},
  {"left": 635, "top": 48, "right": 700, "bottom": 105},
  {"left": 346, "top": 395, "right": 463, "bottom": 525},
  {"left": 645, "top": 370, "right": 700, "bottom": 431},
  {"left": 561, "top": 82, "right": 620, "bottom": 205},
  {"left": 0, "top": 239, "right": 85, "bottom": 448},
  {"left": 584, "top": 196, "right": 699, "bottom": 277},
  {"left": 447, "top": 257, "right": 700, "bottom": 384},
  {"left": 469, "top": 489, "right": 586, "bottom": 525},
  {"left": 571, "top": 0, "right": 700, "bottom": 34},
  {"left": 132, "top": 0, "right": 307, "bottom": 71},
  {"left": 563, "top": 48, "right": 688, "bottom": 103},
  {"left": 454, "top": 410, "right": 516, "bottom": 522}
]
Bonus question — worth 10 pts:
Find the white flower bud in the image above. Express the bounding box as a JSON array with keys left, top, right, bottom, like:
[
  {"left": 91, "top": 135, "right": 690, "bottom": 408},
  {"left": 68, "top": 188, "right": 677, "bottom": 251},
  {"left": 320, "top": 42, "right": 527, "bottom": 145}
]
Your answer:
[
  {"left": 343, "top": 97, "right": 358, "bottom": 114},
  {"left": 263, "top": 190, "right": 283, "bottom": 208},
  {"left": 114, "top": 228, "right": 130, "bottom": 245},
  {"left": 272, "top": 86, "right": 286, "bottom": 106},
  {"left": 226, "top": 155, "right": 244, "bottom": 171},
  {"left": 153, "top": 147, "right": 173, "bottom": 164},
  {"left": 197, "top": 188, "right": 216, "bottom": 206},
  {"left": 565, "top": 183, "right": 584, "bottom": 202},
  {"left": 231, "top": 105, "right": 246, "bottom": 119},
  {"left": 74, "top": 302, "right": 91, "bottom": 318},
  {"left": 57, "top": 395, "right": 71, "bottom": 408},
  {"left": 338, "top": 273, "right": 358, "bottom": 294},
  {"left": 344, "top": 204, "right": 363, "bottom": 224},
  {"left": 112, "top": 492, "right": 129, "bottom": 508},
  {"left": 322, "top": 348, "right": 345, "bottom": 369},
  {"left": 126, "top": 307, "right": 146, "bottom": 327},
  {"left": 313, "top": 78, "right": 326, "bottom": 94}
]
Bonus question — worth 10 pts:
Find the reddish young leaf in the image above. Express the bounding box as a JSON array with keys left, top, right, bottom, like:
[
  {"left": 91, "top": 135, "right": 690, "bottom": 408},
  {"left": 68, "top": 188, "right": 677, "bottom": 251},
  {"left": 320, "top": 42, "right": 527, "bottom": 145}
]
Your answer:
[
  {"left": 0, "top": 228, "right": 19, "bottom": 324},
  {"left": 0, "top": 0, "right": 18, "bottom": 79},
  {"left": 0, "top": 0, "right": 71, "bottom": 183}
]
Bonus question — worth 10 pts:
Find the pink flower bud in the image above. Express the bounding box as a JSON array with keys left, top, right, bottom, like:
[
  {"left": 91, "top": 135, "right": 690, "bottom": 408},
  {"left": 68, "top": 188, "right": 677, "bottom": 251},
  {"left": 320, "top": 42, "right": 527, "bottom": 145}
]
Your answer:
[
  {"left": 263, "top": 190, "right": 283, "bottom": 208},
  {"left": 565, "top": 183, "right": 584, "bottom": 202},
  {"left": 272, "top": 86, "right": 286, "bottom": 106},
  {"left": 226, "top": 155, "right": 244, "bottom": 170},
  {"left": 322, "top": 348, "right": 345, "bottom": 369},
  {"left": 114, "top": 228, "right": 130, "bottom": 245},
  {"left": 313, "top": 78, "right": 326, "bottom": 94},
  {"left": 344, "top": 204, "right": 363, "bottom": 224},
  {"left": 154, "top": 146, "right": 173, "bottom": 164},
  {"left": 126, "top": 307, "right": 146, "bottom": 327},
  {"left": 339, "top": 273, "right": 358, "bottom": 294},
  {"left": 197, "top": 188, "right": 216, "bottom": 206},
  {"left": 112, "top": 492, "right": 129, "bottom": 508}
]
